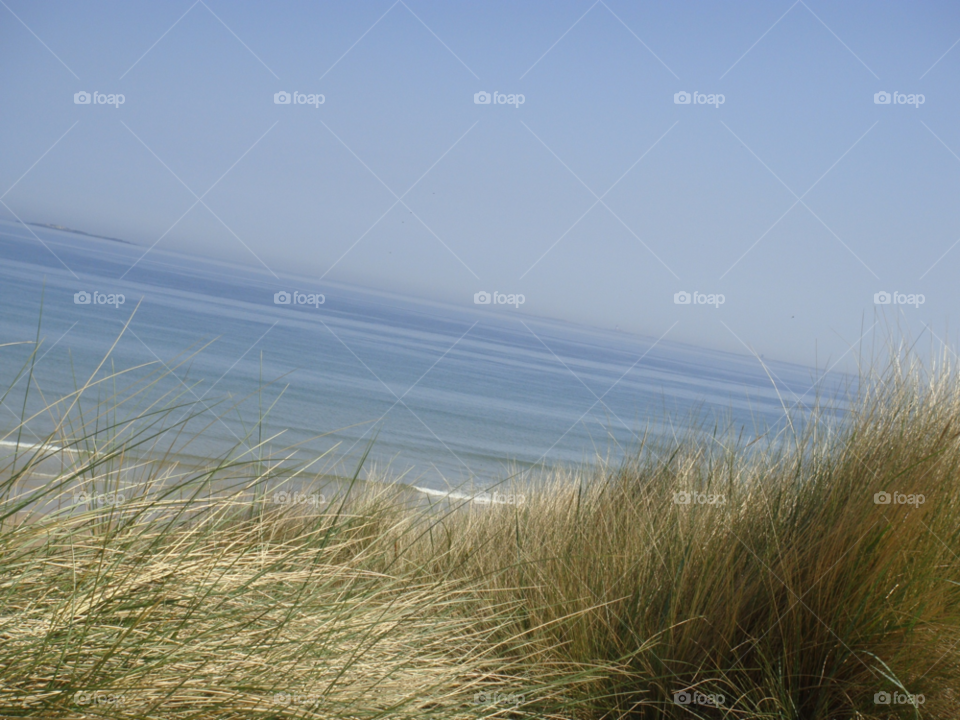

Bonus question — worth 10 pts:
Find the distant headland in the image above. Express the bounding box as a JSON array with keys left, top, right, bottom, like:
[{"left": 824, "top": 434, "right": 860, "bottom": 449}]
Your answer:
[{"left": 27, "top": 222, "right": 135, "bottom": 245}]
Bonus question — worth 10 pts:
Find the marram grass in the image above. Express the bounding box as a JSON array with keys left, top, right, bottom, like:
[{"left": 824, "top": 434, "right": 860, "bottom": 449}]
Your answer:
[{"left": 1, "top": 333, "right": 960, "bottom": 718}]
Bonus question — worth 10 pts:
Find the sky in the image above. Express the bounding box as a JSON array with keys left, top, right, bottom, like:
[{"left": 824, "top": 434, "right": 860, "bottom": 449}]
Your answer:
[{"left": 2, "top": 0, "right": 960, "bottom": 369}]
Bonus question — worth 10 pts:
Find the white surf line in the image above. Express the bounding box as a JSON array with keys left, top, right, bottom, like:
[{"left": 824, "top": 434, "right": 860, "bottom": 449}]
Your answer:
[
  {"left": 412, "top": 486, "right": 516, "bottom": 504},
  {"left": 412, "top": 485, "right": 476, "bottom": 501}
]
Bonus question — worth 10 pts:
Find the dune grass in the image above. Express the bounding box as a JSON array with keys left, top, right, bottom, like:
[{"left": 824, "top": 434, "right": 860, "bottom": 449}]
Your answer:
[{"left": 2, "top": 328, "right": 960, "bottom": 718}]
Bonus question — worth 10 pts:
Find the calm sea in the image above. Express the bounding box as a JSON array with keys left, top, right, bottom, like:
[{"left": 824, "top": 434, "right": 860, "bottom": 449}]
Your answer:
[{"left": 0, "top": 219, "right": 849, "bottom": 493}]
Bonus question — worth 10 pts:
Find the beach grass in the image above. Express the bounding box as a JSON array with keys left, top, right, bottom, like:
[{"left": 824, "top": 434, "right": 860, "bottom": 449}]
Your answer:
[{"left": 2, "top": 330, "right": 960, "bottom": 718}]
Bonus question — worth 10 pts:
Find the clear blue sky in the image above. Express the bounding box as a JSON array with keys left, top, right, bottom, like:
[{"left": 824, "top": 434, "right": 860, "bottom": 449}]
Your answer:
[{"left": 2, "top": 0, "right": 959, "bottom": 369}]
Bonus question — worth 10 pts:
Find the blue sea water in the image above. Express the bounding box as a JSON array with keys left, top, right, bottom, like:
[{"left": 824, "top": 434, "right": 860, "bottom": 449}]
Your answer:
[{"left": 0, "top": 219, "right": 850, "bottom": 492}]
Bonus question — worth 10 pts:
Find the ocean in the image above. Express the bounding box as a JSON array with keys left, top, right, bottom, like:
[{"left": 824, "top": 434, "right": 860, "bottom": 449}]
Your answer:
[{"left": 0, "top": 218, "right": 849, "bottom": 494}]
